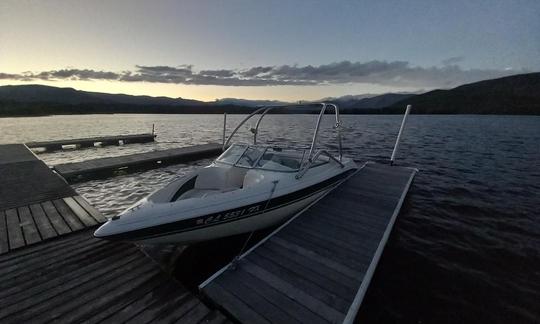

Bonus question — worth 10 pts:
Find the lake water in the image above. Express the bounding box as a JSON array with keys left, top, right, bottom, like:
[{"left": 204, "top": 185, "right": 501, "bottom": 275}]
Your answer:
[{"left": 1, "top": 114, "right": 539, "bottom": 323}]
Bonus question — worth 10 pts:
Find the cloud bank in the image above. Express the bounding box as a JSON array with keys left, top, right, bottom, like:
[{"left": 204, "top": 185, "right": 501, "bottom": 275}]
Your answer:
[{"left": 0, "top": 60, "right": 524, "bottom": 88}]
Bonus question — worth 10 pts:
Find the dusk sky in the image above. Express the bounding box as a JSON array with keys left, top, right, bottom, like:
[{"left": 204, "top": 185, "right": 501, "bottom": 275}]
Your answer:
[{"left": 1, "top": 0, "right": 539, "bottom": 101}]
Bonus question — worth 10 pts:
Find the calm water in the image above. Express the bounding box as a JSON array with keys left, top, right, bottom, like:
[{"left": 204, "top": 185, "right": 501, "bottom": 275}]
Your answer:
[{"left": 1, "top": 114, "right": 539, "bottom": 323}]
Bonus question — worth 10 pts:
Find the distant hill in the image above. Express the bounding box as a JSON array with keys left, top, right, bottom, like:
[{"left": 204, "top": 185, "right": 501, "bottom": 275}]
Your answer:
[
  {"left": 214, "top": 98, "right": 289, "bottom": 107},
  {"left": 388, "top": 72, "right": 540, "bottom": 114},
  {"left": 1, "top": 73, "right": 539, "bottom": 116},
  {"left": 0, "top": 84, "right": 204, "bottom": 106},
  {"left": 325, "top": 93, "right": 415, "bottom": 111}
]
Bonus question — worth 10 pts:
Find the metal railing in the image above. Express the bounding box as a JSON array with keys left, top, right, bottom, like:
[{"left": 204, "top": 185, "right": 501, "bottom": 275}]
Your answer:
[{"left": 221, "top": 102, "right": 344, "bottom": 178}]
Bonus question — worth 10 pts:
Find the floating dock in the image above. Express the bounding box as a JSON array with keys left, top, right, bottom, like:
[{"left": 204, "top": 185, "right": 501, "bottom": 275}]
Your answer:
[
  {"left": 53, "top": 143, "right": 223, "bottom": 181},
  {"left": 26, "top": 133, "right": 156, "bottom": 152},
  {"left": 200, "top": 162, "right": 417, "bottom": 324},
  {"left": 0, "top": 143, "right": 229, "bottom": 323}
]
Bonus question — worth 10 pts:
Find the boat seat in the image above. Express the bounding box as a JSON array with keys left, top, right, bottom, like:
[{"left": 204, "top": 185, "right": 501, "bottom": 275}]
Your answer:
[
  {"left": 179, "top": 188, "right": 236, "bottom": 199},
  {"left": 194, "top": 167, "right": 229, "bottom": 190}
]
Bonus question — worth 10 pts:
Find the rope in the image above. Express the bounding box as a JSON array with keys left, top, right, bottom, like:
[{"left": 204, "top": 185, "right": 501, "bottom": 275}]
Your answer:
[{"left": 230, "top": 179, "right": 279, "bottom": 270}]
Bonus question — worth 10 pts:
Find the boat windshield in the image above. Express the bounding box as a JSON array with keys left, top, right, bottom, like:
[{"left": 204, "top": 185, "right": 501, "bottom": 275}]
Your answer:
[{"left": 217, "top": 144, "right": 321, "bottom": 172}]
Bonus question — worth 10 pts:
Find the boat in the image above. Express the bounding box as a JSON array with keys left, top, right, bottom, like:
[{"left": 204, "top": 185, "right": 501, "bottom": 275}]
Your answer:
[{"left": 94, "top": 103, "right": 358, "bottom": 244}]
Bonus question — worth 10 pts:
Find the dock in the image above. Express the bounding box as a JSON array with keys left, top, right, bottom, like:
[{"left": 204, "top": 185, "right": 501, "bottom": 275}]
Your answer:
[
  {"left": 26, "top": 133, "right": 156, "bottom": 152},
  {"left": 0, "top": 143, "right": 230, "bottom": 323},
  {"left": 0, "top": 144, "right": 106, "bottom": 254},
  {"left": 199, "top": 162, "right": 417, "bottom": 324},
  {"left": 53, "top": 143, "right": 223, "bottom": 181},
  {"left": 0, "top": 230, "right": 229, "bottom": 324}
]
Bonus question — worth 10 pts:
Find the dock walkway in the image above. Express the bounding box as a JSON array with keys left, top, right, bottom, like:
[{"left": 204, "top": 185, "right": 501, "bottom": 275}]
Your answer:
[
  {"left": 0, "top": 143, "right": 230, "bottom": 324},
  {"left": 200, "top": 162, "right": 417, "bottom": 324},
  {"left": 0, "top": 144, "right": 106, "bottom": 254},
  {"left": 0, "top": 230, "right": 230, "bottom": 324},
  {"left": 54, "top": 143, "right": 223, "bottom": 180},
  {"left": 26, "top": 133, "right": 156, "bottom": 151}
]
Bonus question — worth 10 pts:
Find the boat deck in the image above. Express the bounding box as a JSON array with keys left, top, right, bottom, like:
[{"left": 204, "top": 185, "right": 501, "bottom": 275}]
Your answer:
[
  {"left": 53, "top": 143, "right": 223, "bottom": 181},
  {"left": 26, "top": 133, "right": 156, "bottom": 151},
  {"left": 200, "top": 162, "right": 417, "bottom": 323},
  {"left": 0, "top": 144, "right": 106, "bottom": 254}
]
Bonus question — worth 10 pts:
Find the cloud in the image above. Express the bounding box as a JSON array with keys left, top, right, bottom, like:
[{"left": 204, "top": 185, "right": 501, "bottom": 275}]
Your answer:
[
  {"left": 0, "top": 60, "right": 525, "bottom": 88},
  {"left": 442, "top": 56, "right": 465, "bottom": 66}
]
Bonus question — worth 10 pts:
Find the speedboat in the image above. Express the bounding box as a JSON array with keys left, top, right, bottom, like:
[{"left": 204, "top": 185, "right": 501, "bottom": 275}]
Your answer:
[{"left": 94, "top": 103, "right": 358, "bottom": 244}]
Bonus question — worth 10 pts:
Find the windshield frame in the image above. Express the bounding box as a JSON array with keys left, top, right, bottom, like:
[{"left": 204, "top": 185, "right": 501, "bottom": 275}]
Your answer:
[{"left": 216, "top": 144, "right": 329, "bottom": 172}]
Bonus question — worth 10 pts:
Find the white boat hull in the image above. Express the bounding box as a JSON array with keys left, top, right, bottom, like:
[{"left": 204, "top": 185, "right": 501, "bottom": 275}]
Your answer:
[{"left": 136, "top": 188, "right": 328, "bottom": 244}]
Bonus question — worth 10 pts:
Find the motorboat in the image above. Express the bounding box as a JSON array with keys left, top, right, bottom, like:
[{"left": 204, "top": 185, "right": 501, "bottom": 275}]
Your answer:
[{"left": 94, "top": 103, "right": 358, "bottom": 244}]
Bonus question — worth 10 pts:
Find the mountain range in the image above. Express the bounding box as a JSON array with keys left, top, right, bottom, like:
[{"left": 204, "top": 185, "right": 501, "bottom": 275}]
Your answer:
[{"left": 0, "top": 72, "right": 538, "bottom": 116}]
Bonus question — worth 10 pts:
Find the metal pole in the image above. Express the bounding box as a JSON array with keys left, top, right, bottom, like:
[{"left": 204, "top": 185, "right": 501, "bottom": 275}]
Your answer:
[
  {"left": 390, "top": 105, "right": 411, "bottom": 165},
  {"left": 222, "top": 113, "right": 227, "bottom": 147},
  {"left": 152, "top": 123, "right": 155, "bottom": 136}
]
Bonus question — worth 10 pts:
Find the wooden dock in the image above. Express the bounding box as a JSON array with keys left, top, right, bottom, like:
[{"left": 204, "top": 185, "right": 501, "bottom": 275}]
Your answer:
[
  {"left": 54, "top": 143, "right": 223, "bottom": 181},
  {"left": 0, "top": 230, "right": 230, "bottom": 324},
  {"left": 199, "top": 162, "right": 417, "bottom": 324},
  {"left": 0, "top": 144, "right": 107, "bottom": 254},
  {"left": 0, "top": 143, "right": 230, "bottom": 323},
  {"left": 26, "top": 133, "right": 156, "bottom": 151}
]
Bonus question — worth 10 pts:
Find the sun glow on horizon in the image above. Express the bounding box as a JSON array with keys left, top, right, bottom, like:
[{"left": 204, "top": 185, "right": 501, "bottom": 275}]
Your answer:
[{"left": 0, "top": 79, "right": 417, "bottom": 102}]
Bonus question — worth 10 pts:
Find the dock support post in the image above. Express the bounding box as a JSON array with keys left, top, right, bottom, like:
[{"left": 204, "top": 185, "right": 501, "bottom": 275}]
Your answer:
[
  {"left": 152, "top": 123, "right": 155, "bottom": 136},
  {"left": 390, "top": 104, "right": 411, "bottom": 165},
  {"left": 222, "top": 113, "right": 227, "bottom": 148}
]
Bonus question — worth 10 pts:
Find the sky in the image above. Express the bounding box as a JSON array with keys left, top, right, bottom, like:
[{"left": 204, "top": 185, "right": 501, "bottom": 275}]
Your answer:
[{"left": 0, "top": 0, "right": 539, "bottom": 101}]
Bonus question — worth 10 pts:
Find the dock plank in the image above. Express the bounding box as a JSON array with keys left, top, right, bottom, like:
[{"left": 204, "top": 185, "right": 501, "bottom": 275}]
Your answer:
[
  {"left": 62, "top": 197, "right": 97, "bottom": 227},
  {"left": 41, "top": 201, "right": 71, "bottom": 235},
  {"left": 201, "top": 162, "right": 417, "bottom": 323},
  {"left": 73, "top": 195, "right": 107, "bottom": 223},
  {"left": 52, "top": 199, "right": 84, "bottom": 231},
  {"left": 29, "top": 204, "right": 57, "bottom": 240},
  {"left": 5, "top": 209, "right": 24, "bottom": 250},
  {"left": 0, "top": 211, "right": 8, "bottom": 254},
  {"left": 17, "top": 206, "right": 41, "bottom": 245}
]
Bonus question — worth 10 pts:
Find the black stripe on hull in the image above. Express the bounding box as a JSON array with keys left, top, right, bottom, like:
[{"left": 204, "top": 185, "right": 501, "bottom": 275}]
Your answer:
[{"left": 97, "top": 168, "right": 356, "bottom": 241}]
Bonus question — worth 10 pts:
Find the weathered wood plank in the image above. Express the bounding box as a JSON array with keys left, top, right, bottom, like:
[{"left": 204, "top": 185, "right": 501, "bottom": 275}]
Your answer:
[
  {"left": 256, "top": 243, "right": 358, "bottom": 296},
  {"left": 63, "top": 197, "right": 98, "bottom": 227},
  {"left": 40, "top": 201, "right": 71, "bottom": 235},
  {"left": 204, "top": 282, "right": 271, "bottom": 324},
  {"left": 240, "top": 260, "right": 345, "bottom": 323},
  {"left": 220, "top": 267, "right": 325, "bottom": 324},
  {"left": 5, "top": 257, "right": 150, "bottom": 322},
  {"left": 46, "top": 270, "right": 159, "bottom": 323},
  {"left": 270, "top": 236, "right": 362, "bottom": 280},
  {"left": 0, "top": 211, "right": 8, "bottom": 254},
  {"left": 101, "top": 284, "right": 182, "bottom": 323},
  {"left": 29, "top": 204, "right": 57, "bottom": 240},
  {"left": 123, "top": 291, "right": 195, "bottom": 324},
  {"left": 247, "top": 253, "right": 350, "bottom": 313},
  {"left": 5, "top": 209, "right": 24, "bottom": 250},
  {"left": 176, "top": 303, "right": 214, "bottom": 324},
  {"left": 217, "top": 268, "right": 302, "bottom": 324},
  {"left": 17, "top": 206, "right": 41, "bottom": 244},
  {"left": 0, "top": 244, "right": 132, "bottom": 306},
  {"left": 73, "top": 195, "right": 107, "bottom": 223},
  {"left": 82, "top": 281, "right": 175, "bottom": 324},
  {"left": 52, "top": 199, "right": 84, "bottom": 231}
]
